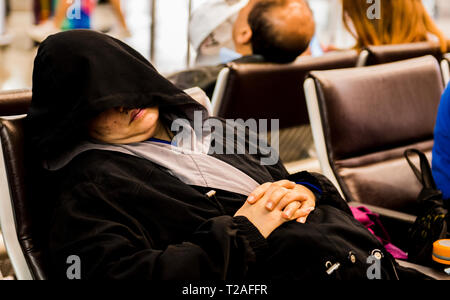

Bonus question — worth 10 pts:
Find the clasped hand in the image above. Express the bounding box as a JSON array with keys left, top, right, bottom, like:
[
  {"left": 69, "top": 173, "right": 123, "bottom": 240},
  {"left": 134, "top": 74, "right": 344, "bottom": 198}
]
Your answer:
[{"left": 234, "top": 180, "right": 316, "bottom": 238}]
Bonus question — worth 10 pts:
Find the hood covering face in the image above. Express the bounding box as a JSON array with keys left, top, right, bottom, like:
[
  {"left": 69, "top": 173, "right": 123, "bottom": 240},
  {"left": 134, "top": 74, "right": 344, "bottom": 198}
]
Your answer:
[{"left": 27, "top": 30, "right": 207, "bottom": 161}]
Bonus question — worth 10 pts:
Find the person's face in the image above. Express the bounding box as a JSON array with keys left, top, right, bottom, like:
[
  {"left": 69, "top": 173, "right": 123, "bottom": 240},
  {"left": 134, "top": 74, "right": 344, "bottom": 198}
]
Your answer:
[{"left": 88, "top": 107, "right": 160, "bottom": 144}]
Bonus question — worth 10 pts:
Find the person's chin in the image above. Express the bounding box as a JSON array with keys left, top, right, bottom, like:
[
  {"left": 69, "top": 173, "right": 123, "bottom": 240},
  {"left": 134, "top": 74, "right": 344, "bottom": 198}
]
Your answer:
[{"left": 139, "top": 109, "right": 159, "bottom": 123}]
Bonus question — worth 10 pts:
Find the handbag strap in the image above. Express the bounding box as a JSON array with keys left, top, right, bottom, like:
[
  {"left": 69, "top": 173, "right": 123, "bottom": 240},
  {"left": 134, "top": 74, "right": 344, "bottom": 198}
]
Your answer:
[{"left": 404, "top": 149, "right": 437, "bottom": 190}]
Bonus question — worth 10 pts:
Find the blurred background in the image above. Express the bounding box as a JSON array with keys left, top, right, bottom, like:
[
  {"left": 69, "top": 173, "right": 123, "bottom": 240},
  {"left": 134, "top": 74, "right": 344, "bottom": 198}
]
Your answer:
[
  {"left": 1, "top": 0, "right": 450, "bottom": 91},
  {"left": 0, "top": 0, "right": 449, "bottom": 281}
]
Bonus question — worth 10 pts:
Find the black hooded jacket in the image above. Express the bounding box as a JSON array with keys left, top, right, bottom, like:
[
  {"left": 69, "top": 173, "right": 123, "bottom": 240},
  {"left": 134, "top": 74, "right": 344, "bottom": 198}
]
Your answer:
[
  {"left": 26, "top": 30, "right": 418, "bottom": 280},
  {"left": 27, "top": 30, "right": 207, "bottom": 161}
]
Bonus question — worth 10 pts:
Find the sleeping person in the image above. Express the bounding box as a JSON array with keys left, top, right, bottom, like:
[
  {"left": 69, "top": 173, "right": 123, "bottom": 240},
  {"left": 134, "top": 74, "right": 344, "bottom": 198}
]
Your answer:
[{"left": 26, "top": 30, "right": 424, "bottom": 280}]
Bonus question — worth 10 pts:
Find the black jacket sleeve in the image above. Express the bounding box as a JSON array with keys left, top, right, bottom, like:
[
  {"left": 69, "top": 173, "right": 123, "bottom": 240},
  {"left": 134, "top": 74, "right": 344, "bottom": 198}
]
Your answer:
[{"left": 49, "top": 181, "right": 267, "bottom": 280}]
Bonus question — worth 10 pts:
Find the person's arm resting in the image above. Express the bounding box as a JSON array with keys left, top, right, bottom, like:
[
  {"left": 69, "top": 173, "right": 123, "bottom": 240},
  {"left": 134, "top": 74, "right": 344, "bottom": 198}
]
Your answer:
[{"left": 49, "top": 182, "right": 267, "bottom": 280}]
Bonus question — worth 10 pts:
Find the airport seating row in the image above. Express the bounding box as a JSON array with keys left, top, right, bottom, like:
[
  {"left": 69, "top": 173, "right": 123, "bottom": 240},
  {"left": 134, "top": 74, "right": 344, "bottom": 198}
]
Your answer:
[{"left": 0, "top": 42, "right": 449, "bottom": 279}]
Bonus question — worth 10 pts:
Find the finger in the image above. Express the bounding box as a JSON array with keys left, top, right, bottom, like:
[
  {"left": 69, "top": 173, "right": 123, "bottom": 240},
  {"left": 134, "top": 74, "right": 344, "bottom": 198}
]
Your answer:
[
  {"left": 294, "top": 185, "right": 317, "bottom": 205},
  {"left": 276, "top": 189, "right": 310, "bottom": 211},
  {"left": 264, "top": 187, "right": 290, "bottom": 211},
  {"left": 251, "top": 180, "right": 295, "bottom": 208},
  {"left": 282, "top": 201, "right": 301, "bottom": 219},
  {"left": 297, "top": 217, "right": 307, "bottom": 224},
  {"left": 294, "top": 206, "right": 315, "bottom": 218},
  {"left": 293, "top": 206, "right": 316, "bottom": 223},
  {"left": 260, "top": 184, "right": 289, "bottom": 210},
  {"left": 273, "top": 180, "right": 296, "bottom": 189},
  {"left": 247, "top": 182, "right": 272, "bottom": 204},
  {"left": 299, "top": 197, "right": 316, "bottom": 212}
]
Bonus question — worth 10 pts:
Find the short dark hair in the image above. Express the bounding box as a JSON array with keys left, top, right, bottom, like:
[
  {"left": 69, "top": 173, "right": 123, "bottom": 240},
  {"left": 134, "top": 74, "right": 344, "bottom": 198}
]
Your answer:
[{"left": 248, "top": 0, "right": 312, "bottom": 63}]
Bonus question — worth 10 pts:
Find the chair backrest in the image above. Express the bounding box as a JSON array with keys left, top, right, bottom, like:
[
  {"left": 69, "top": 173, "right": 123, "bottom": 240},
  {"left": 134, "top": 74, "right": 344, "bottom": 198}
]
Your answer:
[
  {"left": 304, "top": 56, "right": 444, "bottom": 214},
  {"left": 358, "top": 42, "right": 443, "bottom": 67},
  {"left": 0, "top": 90, "right": 46, "bottom": 279},
  {"left": 0, "top": 89, "right": 32, "bottom": 117},
  {"left": 211, "top": 50, "right": 359, "bottom": 129}
]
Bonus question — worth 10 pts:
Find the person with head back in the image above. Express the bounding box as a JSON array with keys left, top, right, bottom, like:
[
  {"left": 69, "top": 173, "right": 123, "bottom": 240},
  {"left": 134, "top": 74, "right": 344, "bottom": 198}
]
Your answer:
[
  {"left": 168, "top": 0, "right": 316, "bottom": 98},
  {"left": 233, "top": 0, "right": 315, "bottom": 63}
]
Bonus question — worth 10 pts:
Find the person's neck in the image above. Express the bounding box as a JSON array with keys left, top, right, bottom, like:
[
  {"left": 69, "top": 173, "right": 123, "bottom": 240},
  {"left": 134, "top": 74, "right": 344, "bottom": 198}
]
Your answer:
[
  {"left": 235, "top": 44, "right": 253, "bottom": 57},
  {"left": 152, "top": 121, "right": 173, "bottom": 142}
]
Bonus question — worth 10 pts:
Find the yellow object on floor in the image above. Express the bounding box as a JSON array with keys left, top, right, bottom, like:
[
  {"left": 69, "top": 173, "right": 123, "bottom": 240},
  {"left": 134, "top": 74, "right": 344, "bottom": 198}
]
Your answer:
[{"left": 432, "top": 239, "right": 450, "bottom": 265}]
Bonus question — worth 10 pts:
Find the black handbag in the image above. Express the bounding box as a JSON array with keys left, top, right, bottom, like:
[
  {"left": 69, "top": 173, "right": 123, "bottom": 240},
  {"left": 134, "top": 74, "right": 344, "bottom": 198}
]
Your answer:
[{"left": 404, "top": 149, "right": 449, "bottom": 266}]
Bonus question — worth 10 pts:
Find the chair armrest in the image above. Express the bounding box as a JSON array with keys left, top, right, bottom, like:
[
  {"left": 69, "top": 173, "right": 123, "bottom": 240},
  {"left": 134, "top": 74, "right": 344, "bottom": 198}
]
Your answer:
[{"left": 396, "top": 260, "right": 450, "bottom": 280}]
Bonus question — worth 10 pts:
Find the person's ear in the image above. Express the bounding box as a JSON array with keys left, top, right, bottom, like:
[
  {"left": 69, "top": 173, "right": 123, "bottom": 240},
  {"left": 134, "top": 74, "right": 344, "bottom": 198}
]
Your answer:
[{"left": 236, "top": 24, "right": 253, "bottom": 45}]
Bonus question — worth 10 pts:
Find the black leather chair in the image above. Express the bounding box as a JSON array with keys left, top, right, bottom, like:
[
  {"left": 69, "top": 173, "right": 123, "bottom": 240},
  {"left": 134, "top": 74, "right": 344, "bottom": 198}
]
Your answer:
[
  {"left": 0, "top": 89, "right": 47, "bottom": 279},
  {"left": 212, "top": 50, "right": 359, "bottom": 127},
  {"left": 357, "top": 42, "right": 444, "bottom": 67},
  {"left": 0, "top": 89, "right": 32, "bottom": 116},
  {"left": 304, "top": 55, "right": 443, "bottom": 242},
  {"left": 211, "top": 50, "right": 359, "bottom": 164},
  {"left": 305, "top": 55, "right": 443, "bottom": 213},
  {"left": 304, "top": 55, "right": 450, "bottom": 279}
]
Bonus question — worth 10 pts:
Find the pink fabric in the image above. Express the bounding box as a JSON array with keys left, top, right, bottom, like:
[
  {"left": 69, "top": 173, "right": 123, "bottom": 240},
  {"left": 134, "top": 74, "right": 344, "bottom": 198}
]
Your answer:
[{"left": 350, "top": 206, "right": 408, "bottom": 260}]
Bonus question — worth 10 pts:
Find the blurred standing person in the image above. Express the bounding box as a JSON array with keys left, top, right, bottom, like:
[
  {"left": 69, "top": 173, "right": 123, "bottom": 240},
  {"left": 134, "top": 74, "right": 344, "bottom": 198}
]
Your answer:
[
  {"left": 55, "top": 0, "right": 128, "bottom": 33},
  {"left": 29, "top": 0, "right": 130, "bottom": 43},
  {"left": 54, "top": 0, "right": 93, "bottom": 30},
  {"left": 342, "top": 0, "right": 447, "bottom": 52},
  {"left": 33, "top": 0, "right": 55, "bottom": 25}
]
